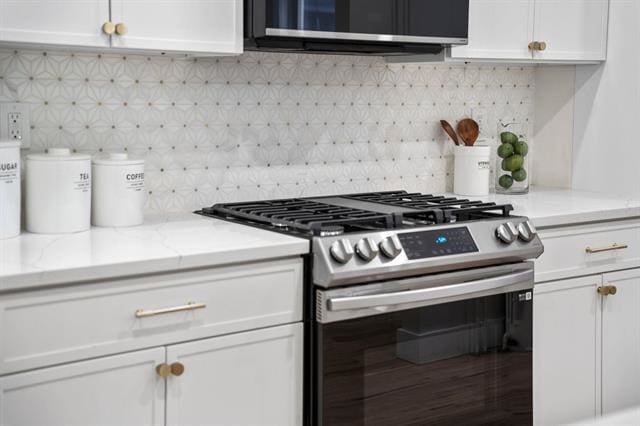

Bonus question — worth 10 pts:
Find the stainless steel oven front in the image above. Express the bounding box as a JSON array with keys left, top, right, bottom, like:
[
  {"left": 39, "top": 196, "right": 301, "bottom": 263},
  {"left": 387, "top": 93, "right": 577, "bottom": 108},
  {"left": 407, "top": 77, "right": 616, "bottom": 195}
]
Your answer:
[{"left": 314, "top": 262, "right": 534, "bottom": 425}]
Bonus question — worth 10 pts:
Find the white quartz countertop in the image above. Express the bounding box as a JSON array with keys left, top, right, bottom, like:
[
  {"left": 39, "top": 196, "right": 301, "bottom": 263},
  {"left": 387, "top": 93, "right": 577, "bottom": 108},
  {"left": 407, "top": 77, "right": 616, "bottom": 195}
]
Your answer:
[
  {"left": 477, "top": 187, "right": 640, "bottom": 228},
  {"left": 1, "top": 187, "right": 638, "bottom": 293},
  {"left": 0, "top": 215, "right": 309, "bottom": 293}
]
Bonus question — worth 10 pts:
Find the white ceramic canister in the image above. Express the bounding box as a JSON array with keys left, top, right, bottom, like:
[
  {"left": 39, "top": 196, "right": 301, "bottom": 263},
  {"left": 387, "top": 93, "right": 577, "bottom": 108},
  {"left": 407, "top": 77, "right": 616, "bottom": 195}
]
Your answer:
[
  {"left": 0, "top": 140, "right": 21, "bottom": 239},
  {"left": 25, "top": 148, "right": 91, "bottom": 234},
  {"left": 92, "top": 153, "right": 145, "bottom": 227},
  {"left": 453, "top": 145, "right": 491, "bottom": 196}
]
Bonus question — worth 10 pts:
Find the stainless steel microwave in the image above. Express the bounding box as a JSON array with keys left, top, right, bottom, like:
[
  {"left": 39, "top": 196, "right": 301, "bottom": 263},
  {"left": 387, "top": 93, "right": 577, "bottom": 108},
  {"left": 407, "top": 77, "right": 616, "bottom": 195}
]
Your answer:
[{"left": 244, "top": 0, "right": 469, "bottom": 55}]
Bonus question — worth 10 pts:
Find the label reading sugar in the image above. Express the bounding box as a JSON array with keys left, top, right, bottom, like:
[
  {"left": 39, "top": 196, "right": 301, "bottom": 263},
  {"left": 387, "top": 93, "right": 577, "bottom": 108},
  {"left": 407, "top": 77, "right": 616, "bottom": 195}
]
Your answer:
[{"left": 0, "top": 162, "right": 19, "bottom": 184}]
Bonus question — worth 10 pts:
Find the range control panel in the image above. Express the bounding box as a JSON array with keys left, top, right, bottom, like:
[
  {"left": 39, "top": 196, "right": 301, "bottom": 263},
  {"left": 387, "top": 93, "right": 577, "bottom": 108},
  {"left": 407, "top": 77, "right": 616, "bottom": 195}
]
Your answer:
[{"left": 398, "top": 227, "right": 479, "bottom": 259}]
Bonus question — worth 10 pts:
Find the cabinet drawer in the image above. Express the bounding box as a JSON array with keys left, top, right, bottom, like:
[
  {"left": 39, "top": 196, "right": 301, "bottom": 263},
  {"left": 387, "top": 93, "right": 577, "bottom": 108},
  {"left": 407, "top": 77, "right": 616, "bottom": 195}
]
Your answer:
[
  {"left": 535, "top": 220, "right": 640, "bottom": 282},
  {"left": 0, "top": 258, "right": 302, "bottom": 374}
]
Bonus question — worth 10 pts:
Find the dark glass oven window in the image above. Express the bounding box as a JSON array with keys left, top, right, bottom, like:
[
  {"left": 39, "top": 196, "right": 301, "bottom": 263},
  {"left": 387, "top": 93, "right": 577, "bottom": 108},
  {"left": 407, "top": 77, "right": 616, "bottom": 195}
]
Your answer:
[{"left": 317, "top": 292, "right": 532, "bottom": 425}]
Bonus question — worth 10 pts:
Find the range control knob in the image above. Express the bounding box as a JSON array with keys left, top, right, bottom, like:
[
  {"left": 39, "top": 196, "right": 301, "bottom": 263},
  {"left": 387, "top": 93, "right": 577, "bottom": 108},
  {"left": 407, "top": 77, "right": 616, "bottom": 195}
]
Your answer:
[
  {"left": 379, "top": 235, "right": 403, "bottom": 259},
  {"left": 355, "top": 237, "right": 379, "bottom": 262},
  {"left": 329, "top": 239, "right": 354, "bottom": 264},
  {"left": 518, "top": 220, "right": 537, "bottom": 242},
  {"left": 496, "top": 222, "right": 518, "bottom": 244}
]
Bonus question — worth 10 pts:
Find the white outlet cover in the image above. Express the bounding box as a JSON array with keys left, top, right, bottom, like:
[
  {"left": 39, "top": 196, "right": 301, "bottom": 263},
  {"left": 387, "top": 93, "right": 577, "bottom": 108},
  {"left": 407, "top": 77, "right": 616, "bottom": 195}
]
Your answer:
[{"left": 0, "top": 103, "right": 30, "bottom": 149}]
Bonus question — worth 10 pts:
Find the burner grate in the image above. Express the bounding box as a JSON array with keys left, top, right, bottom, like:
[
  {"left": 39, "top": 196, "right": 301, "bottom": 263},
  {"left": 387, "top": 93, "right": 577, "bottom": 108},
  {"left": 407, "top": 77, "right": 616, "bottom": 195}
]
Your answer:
[
  {"left": 203, "top": 199, "right": 396, "bottom": 236},
  {"left": 346, "top": 191, "right": 514, "bottom": 220}
]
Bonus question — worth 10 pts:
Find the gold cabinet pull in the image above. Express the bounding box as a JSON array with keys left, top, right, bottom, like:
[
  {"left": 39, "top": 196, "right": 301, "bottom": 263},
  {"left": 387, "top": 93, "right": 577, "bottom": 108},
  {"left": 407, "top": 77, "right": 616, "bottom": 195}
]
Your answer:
[
  {"left": 597, "top": 285, "right": 618, "bottom": 296},
  {"left": 115, "top": 23, "right": 128, "bottom": 36},
  {"left": 171, "top": 362, "right": 185, "bottom": 376},
  {"left": 528, "top": 41, "right": 547, "bottom": 51},
  {"left": 156, "top": 363, "right": 171, "bottom": 378},
  {"left": 135, "top": 301, "right": 206, "bottom": 318},
  {"left": 586, "top": 243, "right": 629, "bottom": 254},
  {"left": 102, "top": 21, "right": 115, "bottom": 35}
]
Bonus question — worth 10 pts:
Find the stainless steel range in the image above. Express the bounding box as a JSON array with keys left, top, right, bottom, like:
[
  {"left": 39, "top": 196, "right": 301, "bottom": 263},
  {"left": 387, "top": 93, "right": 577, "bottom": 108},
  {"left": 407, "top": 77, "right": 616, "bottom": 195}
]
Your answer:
[{"left": 200, "top": 190, "right": 544, "bottom": 426}]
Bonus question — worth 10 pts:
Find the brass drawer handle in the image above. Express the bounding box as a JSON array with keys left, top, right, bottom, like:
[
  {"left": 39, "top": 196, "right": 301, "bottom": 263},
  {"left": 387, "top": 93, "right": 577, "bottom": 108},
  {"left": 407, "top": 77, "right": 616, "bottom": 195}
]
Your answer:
[
  {"left": 585, "top": 243, "right": 629, "bottom": 254},
  {"left": 135, "top": 302, "right": 206, "bottom": 318},
  {"left": 597, "top": 285, "right": 617, "bottom": 296}
]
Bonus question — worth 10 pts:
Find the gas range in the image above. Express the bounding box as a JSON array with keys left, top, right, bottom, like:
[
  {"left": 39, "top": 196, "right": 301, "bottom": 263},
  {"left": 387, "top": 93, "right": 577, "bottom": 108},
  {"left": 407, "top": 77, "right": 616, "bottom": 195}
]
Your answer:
[
  {"left": 199, "top": 190, "right": 544, "bottom": 425},
  {"left": 199, "top": 190, "right": 543, "bottom": 287}
]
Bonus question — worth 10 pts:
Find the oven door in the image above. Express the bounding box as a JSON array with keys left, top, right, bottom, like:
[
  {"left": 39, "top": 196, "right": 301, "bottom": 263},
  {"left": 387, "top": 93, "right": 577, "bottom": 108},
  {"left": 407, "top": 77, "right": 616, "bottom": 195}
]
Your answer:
[
  {"left": 315, "top": 263, "right": 534, "bottom": 426},
  {"left": 254, "top": 0, "right": 468, "bottom": 45}
]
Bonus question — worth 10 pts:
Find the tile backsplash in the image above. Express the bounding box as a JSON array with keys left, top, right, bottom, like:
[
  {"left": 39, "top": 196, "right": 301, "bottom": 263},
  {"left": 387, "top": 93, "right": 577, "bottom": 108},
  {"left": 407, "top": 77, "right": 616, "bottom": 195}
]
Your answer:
[{"left": 0, "top": 48, "right": 534, "bottom": 213}]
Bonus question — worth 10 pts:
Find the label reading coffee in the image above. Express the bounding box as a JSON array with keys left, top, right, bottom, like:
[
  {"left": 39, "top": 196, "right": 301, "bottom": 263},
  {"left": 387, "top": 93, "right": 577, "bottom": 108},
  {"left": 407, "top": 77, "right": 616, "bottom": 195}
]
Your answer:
[{"left": 125, "top": 172, "right": 144, "bottom": 192}]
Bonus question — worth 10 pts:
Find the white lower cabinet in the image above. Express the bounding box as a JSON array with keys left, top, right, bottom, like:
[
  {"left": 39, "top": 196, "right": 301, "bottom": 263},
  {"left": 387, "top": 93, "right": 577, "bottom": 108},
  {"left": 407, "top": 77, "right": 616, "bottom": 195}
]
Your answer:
[
  {"left": 534, "top": 275, "right": 601, "bottom": 425},
  {"left": 166, "top": 323, "right": 303, "bottom": 426},
  {"left": 0, "top": 348, "right": 166, "bottom": 426},
  {"left": 0, "top": 324, "right": 303, "bottom": 426},
  {"left": 601, "top": 268, "right": 640, "bottom": 415},
  {"left": 534, "top": 266, "right": 640, "bottom": 424}
]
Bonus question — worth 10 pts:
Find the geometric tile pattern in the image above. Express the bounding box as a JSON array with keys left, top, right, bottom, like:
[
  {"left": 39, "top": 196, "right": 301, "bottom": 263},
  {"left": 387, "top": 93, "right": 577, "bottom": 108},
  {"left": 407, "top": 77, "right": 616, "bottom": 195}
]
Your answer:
[{"left": 0, "top": 48, "right": 534, "bottom": 213}]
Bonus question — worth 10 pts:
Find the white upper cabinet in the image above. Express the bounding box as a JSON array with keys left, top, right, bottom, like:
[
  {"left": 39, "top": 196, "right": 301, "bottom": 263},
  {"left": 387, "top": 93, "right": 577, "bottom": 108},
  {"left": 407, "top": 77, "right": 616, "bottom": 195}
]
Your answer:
[
  {"left": 0, "top": 0, "right": 243, "bottom": 55},
  {"left": 533, "top": 0, "right": 609, "bottom": 61},
  {"left": 0, "top": 0, "right": 110, "bottom": 48},
  {"left": 450, "top": 0, "right": 535, "bottom": 60},
  {"left": 110, "top": 0, "right": 242, "bottom": 54},
  {"left": 450, "top": 0, "right": 609, "bottom": 63}
]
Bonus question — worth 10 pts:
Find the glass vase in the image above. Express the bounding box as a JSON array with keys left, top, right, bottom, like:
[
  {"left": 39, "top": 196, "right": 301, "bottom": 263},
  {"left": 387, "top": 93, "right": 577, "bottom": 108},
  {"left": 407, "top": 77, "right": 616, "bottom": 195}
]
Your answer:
[{"left": 495, "top": 122, "right": 529, "bottom": 194}]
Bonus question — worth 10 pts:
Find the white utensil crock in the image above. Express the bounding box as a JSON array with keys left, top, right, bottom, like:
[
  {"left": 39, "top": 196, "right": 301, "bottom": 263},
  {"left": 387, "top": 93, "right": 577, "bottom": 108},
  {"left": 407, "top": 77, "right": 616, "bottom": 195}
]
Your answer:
[
  {"left": 25, "top": 148, "right": 91, "bottom": 234},
  {"left": 453, "top": 145, "right": 491, "bottom": 196},
  {"left": 92, "top": 153, "right": 145, "bottom": 227},
  {"left": 0, "top": 140, "right": 21, "bottom": 239}
]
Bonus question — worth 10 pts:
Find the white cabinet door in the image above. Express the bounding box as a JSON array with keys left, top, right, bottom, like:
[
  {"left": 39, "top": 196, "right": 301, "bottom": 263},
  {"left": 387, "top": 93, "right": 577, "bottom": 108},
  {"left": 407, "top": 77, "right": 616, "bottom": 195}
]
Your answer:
[
  {"left": 533, "top": 275, "right": 602, "bottom": 425},
  {"left": 533, "top": 0, "right": 609, "bottom": 61},
  {"left": 601, "top": 268, "right": 640, "bottom": 414},
  {"left": 110, "top": 0, "right": 242, "bottom": 54},
  {"left": 450, "top": 0, "right": 535, "bottom": 60},
  {"left": 0, "top": 0, "right": 110, "bottom": 48},
  {"left": 166, "top": 323, "right": 303, "bottom": 426},
  {"left": 0, "top": 348, "right": 165, "bottom": 426}
]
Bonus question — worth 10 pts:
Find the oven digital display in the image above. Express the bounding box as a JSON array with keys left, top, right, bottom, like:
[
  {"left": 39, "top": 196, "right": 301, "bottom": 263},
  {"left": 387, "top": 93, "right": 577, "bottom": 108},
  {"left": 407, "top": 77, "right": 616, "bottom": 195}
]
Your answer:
[{"left": 398, "top": 227, "right": 479, "bottom": 259}]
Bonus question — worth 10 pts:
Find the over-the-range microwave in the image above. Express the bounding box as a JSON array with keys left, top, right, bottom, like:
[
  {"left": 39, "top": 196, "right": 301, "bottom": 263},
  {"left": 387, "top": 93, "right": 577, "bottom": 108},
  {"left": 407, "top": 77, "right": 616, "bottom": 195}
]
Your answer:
[{"left": 244, "top": 0, "right": 469, "bottom": 56}]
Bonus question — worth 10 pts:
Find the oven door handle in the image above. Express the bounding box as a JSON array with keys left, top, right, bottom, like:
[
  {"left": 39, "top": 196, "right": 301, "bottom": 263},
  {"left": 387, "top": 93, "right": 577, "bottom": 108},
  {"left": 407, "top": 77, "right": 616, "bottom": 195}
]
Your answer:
[{"left": 326, "top": 269, "right": 533, "bottom": 312}]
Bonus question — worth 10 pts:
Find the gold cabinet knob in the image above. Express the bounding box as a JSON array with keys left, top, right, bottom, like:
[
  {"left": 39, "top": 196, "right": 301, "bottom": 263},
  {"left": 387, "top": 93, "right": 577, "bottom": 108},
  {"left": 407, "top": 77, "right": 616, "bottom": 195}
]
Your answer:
[
  {"left": 528, "top": 41, "right": 536, "bottom": 50},
  {"left": 171, "top": 362, "right": 185, "bottom": 376},
  {"left": 538, "top": 41, "right": 547, "bottom": 51},
  {"left": 156, "top": 363, "right": 171, "bottom": 378},
  {"left": 102, "top": 21, "right": 115, "bottom": 35},
  {"left": 115, "top": 23, "right": 128, "bottom": 36},
  {"left": 597, "top": 285, "right": 618, "bottom": 296}
]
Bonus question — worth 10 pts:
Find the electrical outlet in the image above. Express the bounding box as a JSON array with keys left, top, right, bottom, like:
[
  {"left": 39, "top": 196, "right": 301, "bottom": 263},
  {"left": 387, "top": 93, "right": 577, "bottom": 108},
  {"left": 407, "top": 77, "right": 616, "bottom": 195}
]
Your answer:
[{"left": 0, "top": 103, "right": 31, "bottom": 149}]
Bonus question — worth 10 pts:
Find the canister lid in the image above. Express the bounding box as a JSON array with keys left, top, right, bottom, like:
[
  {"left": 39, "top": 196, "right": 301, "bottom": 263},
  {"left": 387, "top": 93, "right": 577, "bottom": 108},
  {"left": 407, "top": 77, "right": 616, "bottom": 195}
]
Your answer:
[
  {"left": 92, "top": 152, "right": 144, "bottom": 166},
  {"left": 0, "top": 139, "right": 22, "bottom": 149},
  {"left": 26, "top": 147, "right": 91, "bottom": 161}
]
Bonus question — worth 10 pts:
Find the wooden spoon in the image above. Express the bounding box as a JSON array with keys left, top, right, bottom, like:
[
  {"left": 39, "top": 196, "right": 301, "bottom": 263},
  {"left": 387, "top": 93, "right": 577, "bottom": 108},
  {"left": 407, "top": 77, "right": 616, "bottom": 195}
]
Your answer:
[
  {"left": 457, "top": 118, "right": 480, "bottom": 146},
  {"left": 440, "top": 120, "right": 459, "bottom": 146}
]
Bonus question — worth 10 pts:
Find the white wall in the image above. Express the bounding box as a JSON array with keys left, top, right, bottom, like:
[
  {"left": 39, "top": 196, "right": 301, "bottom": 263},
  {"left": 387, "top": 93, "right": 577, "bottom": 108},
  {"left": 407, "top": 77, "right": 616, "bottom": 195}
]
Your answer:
[
  {"left": 572, "top": 0, "right": 640, "bottom": 197},
  {"left": 532, "top": 66, "right": 575, "bottom": 189}
]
